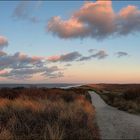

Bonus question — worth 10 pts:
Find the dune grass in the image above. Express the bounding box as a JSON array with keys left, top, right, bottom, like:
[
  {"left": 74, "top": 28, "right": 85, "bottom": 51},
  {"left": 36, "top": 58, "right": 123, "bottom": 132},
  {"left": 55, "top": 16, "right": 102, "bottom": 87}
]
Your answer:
[
  {"left": 0, "top": 88, "right": 99, "bottom": 140},
  {"left": 86, "top": 84, "right": 140, "bottom": 114}
]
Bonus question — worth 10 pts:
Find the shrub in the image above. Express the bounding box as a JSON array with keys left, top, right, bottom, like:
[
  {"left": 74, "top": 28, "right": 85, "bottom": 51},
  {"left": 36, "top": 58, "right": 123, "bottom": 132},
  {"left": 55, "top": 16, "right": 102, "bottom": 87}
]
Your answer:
[{"left": 123, "top": 88, "right": 140, "bottom": 100}]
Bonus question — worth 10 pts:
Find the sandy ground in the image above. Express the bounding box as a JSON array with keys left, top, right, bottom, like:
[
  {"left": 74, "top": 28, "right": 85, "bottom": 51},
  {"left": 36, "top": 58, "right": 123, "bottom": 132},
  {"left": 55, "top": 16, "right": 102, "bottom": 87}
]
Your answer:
[{"left": 89, "top": 91, "right": 140, "bottom": 139}]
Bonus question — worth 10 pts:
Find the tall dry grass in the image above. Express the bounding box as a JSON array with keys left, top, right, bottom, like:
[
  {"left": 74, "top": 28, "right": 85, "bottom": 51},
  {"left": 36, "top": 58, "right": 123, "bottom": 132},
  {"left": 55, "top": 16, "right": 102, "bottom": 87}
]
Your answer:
[{"left": 0, "top": 88, "right": 99, "bottom": 140}]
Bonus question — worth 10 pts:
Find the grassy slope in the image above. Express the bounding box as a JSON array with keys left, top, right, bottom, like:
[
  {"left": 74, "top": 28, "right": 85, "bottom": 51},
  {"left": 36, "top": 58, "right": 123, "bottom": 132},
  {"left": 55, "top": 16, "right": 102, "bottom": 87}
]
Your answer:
[{"left": 0, "top": 88, "right": 99, "bottom": 140}]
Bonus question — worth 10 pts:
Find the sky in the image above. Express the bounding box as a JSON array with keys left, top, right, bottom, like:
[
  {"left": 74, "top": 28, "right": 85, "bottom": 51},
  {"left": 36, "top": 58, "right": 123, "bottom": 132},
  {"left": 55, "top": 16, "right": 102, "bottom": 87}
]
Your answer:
[{"left": 0, "top": 0, "right": 140, "bottom": 84}]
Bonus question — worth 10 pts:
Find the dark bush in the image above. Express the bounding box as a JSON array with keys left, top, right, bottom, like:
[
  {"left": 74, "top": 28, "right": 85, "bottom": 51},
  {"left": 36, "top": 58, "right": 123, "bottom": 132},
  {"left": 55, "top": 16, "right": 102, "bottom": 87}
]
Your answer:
[{"left": 123, "top": 88, "right": 140, "bottom": 100}]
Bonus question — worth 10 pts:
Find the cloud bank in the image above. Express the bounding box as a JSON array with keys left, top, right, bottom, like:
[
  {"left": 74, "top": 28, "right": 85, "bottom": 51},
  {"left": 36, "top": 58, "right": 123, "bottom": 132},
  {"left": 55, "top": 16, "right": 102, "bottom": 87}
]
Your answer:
[
  {"left": 47, "top": 1, "right": 140, "bottom": 39},
  {"left": 0, "top": 51, "right": 63, "bottom": 80},
  {"left": 0, "top": 35, "right": 129, "bottom": 80},
  {"left": 0, "top": 36, "right": 64, "bottom": 80}
]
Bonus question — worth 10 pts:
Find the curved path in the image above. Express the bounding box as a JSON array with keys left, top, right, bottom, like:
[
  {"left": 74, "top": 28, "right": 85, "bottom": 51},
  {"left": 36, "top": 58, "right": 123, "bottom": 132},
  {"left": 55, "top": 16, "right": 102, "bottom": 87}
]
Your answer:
[{"left": 89, "top": 91, "right": 140, "bottom": 139}]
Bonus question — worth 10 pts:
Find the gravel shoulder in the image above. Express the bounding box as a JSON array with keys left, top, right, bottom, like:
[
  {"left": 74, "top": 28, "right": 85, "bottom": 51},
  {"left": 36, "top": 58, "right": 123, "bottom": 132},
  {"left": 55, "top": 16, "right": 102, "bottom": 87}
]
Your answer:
[{"left": 89, "top": 91, "right": 140, "bottom": 139}]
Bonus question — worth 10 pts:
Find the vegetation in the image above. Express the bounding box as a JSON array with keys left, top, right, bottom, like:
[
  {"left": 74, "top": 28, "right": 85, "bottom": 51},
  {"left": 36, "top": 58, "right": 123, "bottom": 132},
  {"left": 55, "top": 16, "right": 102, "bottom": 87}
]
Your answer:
[
  {"left": 0, "top": 87, "right": 99, "bottom": 140},
  {"left": 86, "top": 84, "right": 140, "bottom": 114}
]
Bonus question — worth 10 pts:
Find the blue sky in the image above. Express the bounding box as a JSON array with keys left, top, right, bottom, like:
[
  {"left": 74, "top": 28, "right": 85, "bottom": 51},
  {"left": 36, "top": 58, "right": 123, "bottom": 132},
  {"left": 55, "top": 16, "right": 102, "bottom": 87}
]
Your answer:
[{"left": 0, "top": 1, "right": 140, "bottom": 83}]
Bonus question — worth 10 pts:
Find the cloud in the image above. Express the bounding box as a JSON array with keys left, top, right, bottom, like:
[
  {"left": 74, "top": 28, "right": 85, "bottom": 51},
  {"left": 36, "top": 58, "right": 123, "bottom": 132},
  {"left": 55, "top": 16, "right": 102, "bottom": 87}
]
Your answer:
[
  {"left": 0, "top": 51, "right": 7, "bottom": 57},
  {"left": 42, "top": 71, "right": 64, "bottom": 79},
  {"left": 0, "top": 66, "right": 62, "bottom": 80},
  {"left": 78, "top": 56, "right": 91, "bottom": 61},
  {"left": 91, "top": 50, "right": 108, "bottom": 59},
  {"left": 12, "top": 1, "right": 41, "bottom": 23},
  {"left": 78, "top": 50, "right": 108, "bottom": 61},
  {"left": 0, "top": 52, "right": 44, "bottom": 70},
  {"left": 13, "top": 1, "right": 29, "bottom": 19},
  {"left": 118, "top": 6, "right": 140, "bottom": 35},
  {"left": 0, "top": 47, "right": 109, "bottom": 80},
  {"left": 48, "top": 50, "right": 108, "bottom": 63},
  {"left": 0, "top": 70, "right": 8, "bottom": 75},
  {"left": 47, "top": 51, "right": 82, "bottom": 62},
  {"left": 47, "top": 1, "right": 140, "bottom": 39},
  {"left": 116, "top": 51, "right": 129, "bottom": 57},
  {"left": 0, "top": 36, "right": 8, "bottom": 50},
  {"left": 0, "top": 51, "right": 63, "bottom": 80}
]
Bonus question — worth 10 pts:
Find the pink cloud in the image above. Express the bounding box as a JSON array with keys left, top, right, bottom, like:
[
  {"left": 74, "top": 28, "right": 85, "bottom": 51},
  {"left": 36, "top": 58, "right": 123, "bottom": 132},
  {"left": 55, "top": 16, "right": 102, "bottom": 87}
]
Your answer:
[
  {"left": 0, "top": 36, "right": 8, "bottom": 49},
  {"left": 48, "top": 16, "right": 89, "bottom": 38},
  {"left": 14, "top": 52, "right": 46, "bottom": 64},
  {"left": 117, "top": 5, "right": 140, "bottom": 35},
  {"left": 47, "top": 55, "right": 61, "bottom": 62},
  {"left": 119, "top": 5, "right": 140, "bottom": 18},
  {"left": 47, "top": 1, "right": 140, "bottom": 39},
  {"left": 0, "top": 70, "right": 8, "bottom": 75}
]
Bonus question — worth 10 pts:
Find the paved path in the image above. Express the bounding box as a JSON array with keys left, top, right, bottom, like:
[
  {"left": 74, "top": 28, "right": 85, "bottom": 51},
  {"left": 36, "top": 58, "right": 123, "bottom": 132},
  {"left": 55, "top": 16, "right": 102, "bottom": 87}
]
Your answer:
[{"left": 89, "top": 91, "right": 140, "bottom": 139}]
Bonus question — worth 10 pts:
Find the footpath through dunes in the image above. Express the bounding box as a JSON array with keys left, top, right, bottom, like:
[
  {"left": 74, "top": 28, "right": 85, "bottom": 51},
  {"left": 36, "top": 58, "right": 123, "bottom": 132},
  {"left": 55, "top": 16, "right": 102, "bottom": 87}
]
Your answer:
[{"left": 89, "top": 91, "right": 140, "bottom": 139}]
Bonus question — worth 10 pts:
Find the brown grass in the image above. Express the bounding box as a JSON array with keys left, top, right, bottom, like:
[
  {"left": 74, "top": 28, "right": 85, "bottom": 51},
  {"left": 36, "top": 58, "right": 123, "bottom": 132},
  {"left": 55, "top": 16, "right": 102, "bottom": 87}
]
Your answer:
[
  {"left": 86, "top": 84, "right": 140, "bottom": 114},
  {"left": 0, "top": 87, "right": 99, "bottom": 140}
]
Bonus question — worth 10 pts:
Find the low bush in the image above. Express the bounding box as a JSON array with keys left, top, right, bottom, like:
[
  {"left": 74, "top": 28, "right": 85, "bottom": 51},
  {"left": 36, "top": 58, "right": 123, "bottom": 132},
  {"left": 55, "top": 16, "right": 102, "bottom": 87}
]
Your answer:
[{"left": 123, "top": 88, "right": 140, "bottom": 100}]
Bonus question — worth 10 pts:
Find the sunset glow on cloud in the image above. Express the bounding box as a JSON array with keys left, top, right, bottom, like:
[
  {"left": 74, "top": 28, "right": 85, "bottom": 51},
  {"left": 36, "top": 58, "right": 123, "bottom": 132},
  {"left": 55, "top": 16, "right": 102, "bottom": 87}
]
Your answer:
[
  {"left": 48, "top": 1, "right": 140, "bottom": 39},
  {"left": 0, "top": 36, "right": 8, "bottom": 49}
]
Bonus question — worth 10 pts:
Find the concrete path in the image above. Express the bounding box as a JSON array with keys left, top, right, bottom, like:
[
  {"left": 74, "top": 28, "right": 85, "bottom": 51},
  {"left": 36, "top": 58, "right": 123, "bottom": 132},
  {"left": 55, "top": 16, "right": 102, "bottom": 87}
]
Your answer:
[{"left": 89, "top": 91, "right": 140, "bottom": 139}]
